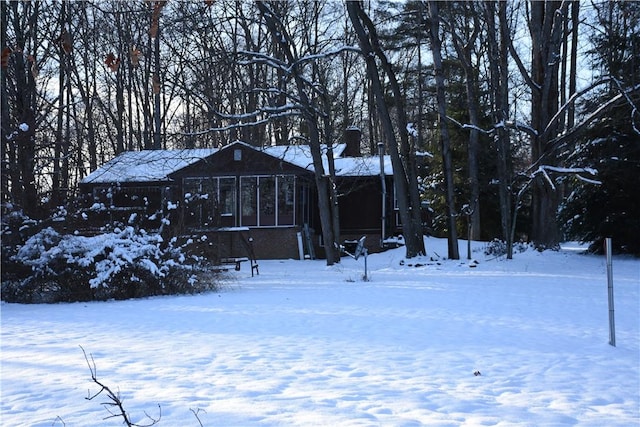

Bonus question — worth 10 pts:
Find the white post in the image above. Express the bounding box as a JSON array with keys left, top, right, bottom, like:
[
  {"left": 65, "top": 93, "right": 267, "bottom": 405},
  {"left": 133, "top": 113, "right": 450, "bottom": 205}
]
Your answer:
[
  {"left": 297, "top": 232, "right": 305, "bottom": 260},
  {"left": 606, "top": 237, "right": 616, "bottom": 347},
  {"left": 378, "top": 142, "right": 386, "bottom": 247}
]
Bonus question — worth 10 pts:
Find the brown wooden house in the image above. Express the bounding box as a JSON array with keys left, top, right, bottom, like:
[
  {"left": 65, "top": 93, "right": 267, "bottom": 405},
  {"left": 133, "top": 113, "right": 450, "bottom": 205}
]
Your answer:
[{"left": 79, "top": 140, "right": 400, "bottom": 260}]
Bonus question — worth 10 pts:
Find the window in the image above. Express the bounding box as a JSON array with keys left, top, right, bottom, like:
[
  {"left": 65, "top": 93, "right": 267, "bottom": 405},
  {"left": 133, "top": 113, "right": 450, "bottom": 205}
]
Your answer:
[
  {"left": 277, "top": 175, "right": 295, "bottom": 225},
  {"left": 240, "top": 175, "right": 296, "bottom": 227},
  {"left": 240, "top": 177, "right": 258, "bottom": 226},
  {"left": 183, "top": 177, "right": 236, "bottom": 228},
  {"left": 218, "top": 178, "right": 236, "bottom": 227},
  {"left": 259, "top": 177, "right": 276, "bottom": 226},
  {"left": 184, "top": 175, "right": 296, "bottom": 229}
]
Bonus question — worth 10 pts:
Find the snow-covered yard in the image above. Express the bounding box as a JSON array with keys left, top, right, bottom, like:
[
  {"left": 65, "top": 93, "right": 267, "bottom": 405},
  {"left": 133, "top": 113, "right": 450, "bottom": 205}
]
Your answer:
[{"left": 1, "top": 238, "right": 639, "bottom": 426}]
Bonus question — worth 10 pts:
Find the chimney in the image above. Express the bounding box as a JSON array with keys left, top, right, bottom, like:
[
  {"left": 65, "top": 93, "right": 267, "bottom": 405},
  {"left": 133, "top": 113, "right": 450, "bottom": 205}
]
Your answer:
[{"left": 343, "top": 126, "right": 362, "bottom": 157}]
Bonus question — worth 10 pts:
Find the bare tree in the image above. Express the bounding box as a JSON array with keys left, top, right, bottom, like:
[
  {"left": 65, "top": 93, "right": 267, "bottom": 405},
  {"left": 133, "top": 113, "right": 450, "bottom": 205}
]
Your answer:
[
  {"left": 425, "top": 1, "right": 459, "bottom": 259},
  {"left": 443, "top": 1, "right": 482, "bottom": 241},
  {"left": 255, "top": 0, "right": 340, "bottom": 264},
  {"left": 149, "top": 0, "right": 165, "bottom": 149},
  {"left": 481, "top": 1, "right": 515, "bottom": 258},
  {"left": 511, "top": 0, "right": 570, "bottom": 249},
  {"left": 347, "top": 1, "right": 426, "bottom": 258},
  {"left": 51, "top": 1, "right": 72, "bottom": 208},
  {"left": 1, "top": 1, "right": 42, "bottom": 218}
]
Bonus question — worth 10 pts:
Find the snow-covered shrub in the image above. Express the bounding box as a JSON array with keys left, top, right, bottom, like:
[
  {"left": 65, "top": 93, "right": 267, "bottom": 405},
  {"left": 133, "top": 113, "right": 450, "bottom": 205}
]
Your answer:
[
  {"left": 2, "top": 226, "right": 220, "bottom": 303},
  {"left": 483, "top": 239, "right": 531, "bottom": 258}
]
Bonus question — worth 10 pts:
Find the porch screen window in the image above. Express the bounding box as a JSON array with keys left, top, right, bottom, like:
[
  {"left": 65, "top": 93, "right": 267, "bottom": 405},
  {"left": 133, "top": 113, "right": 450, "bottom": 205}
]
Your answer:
[
  {"left": 277, "top": 175, "right": 295, "bottom": 225},
  {"left": 259, "top": 177, "right": 276, "bottom": 226},
  {"left": 183, "top": 177, "right": 236, "bottom": 228},
  {"left": 240, "top": 177, "right": 258, "bottom": 226},
  {"left": 240, "top": 175, "right": 296, "bottom": 227},
  {"left": 218, "top": 178, "right": 236, "bottom": 226}
]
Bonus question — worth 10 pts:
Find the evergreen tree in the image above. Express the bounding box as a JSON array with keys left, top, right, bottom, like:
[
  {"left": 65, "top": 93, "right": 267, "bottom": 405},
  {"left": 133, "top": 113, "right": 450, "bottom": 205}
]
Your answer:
[{"left": 558, "top": 1, "right": 640, "bottom": 255}]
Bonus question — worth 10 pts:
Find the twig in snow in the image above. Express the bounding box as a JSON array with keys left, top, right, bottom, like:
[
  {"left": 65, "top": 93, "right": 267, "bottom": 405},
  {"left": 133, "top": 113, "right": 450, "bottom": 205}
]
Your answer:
[
  {"left": 190, "top": 408, "right": 206, "bottom": 427},
  {"left": 80, "top": 346, "right": 161, "bottom": 427}
]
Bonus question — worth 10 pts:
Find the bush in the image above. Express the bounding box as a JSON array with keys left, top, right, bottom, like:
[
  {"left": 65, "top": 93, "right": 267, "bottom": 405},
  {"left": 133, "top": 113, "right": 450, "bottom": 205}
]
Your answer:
[
  {"left": 1, "top": 225, "right": 221, "bottom": 303},
  {"left": 483, "top": 239, "right": 531, "bottom": 258}
]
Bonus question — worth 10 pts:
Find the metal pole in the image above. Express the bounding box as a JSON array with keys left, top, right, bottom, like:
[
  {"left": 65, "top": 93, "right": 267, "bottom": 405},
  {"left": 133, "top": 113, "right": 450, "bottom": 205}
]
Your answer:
[
  {"left": 467, "top": 215, "right": 472, "bottom": 260},
  {"left": 363, "top": 248, "right": 368, "bottom": 281},
  {"left": 606, "top": 237, "right": 616, "bottom": 346}
]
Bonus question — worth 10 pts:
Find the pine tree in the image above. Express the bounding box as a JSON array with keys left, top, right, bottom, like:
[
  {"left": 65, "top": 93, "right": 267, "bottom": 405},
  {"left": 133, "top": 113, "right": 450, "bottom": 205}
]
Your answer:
[{"left": 558, "top": 1, "right": 640, "bottom": 255}]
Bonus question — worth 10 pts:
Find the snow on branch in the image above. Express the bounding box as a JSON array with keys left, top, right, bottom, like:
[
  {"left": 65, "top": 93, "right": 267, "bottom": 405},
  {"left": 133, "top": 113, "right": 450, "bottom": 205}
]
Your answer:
[
  {"left": 549, "top": 80, "right": 640, "bottom": 150},
  {"left": 236, "top": 50, "right": 288, "bottom": 70},
  {"left": 447, "top": 116, "right": 538, "bottom": 137},
  {"left": 236, "top": 50, "right": 329, "bottom": 107},
  {"left": 446, "top": 115, "right": 494, "bottom": 135},
  {"left": 502, "top": 120, "right": 538, "bottom": 137},
  {"left": 179, "top": 118, "right": 271, "bottom": 137},
  {"left": 613, "top": 79, "right": 640, "bottom": 136},
  {"left": 292, "top": 45, "right": 362, "bottom": 68},
  {"left": 210, "top": 102, "right": 300, "bottom": 121},
  {"left": 531, "top": 165, "right": 601, "bottom": 189},
  {"left": 179, "top": 110, "right": 307, "bottom": 137}
]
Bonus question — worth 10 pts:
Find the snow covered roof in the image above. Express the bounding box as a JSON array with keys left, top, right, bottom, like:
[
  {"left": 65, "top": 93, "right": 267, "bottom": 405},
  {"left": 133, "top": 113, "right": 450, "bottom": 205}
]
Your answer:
[
  {"left": 334, "top": 155, "right": 393, "bottom": 177},
  {"left": 81, "top": 141, "right": 390, "bottom": 185},
  {"left": 81, "top": 148, "right": 217, "bottom": 184},
  {"left": 255, "top": 142, "right": 348, "bottom": 171},
  {"left": 261, "top": 143, "right": 392, "bottom": 176}
]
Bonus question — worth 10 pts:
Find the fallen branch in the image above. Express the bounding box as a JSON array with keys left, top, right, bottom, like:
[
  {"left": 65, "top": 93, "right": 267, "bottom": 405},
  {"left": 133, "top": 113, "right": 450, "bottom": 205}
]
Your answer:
[
  {"left": 190, "top": 408, "right": 205, "bottom": 427},
  {"left": 81, "top": 346, "right": 161, "bottom": 427}
]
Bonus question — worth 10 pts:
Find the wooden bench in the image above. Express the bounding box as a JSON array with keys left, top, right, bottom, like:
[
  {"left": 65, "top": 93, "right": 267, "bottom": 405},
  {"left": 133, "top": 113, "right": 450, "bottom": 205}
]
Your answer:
[
  {"left": 221, "top": 257, "right": 249, "bottom": 271},
  {"left": 220, "top": 257, "right": 259, "bottom": 276}
]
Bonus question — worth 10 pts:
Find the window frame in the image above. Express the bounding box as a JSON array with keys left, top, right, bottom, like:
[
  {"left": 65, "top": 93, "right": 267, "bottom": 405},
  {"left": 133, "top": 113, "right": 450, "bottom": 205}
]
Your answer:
[
  {"left": 183, "top": 176, "right": 237, "bottom": 228},
  {"left": 239, "top": 175, "right": 296, "bottom": 228}
]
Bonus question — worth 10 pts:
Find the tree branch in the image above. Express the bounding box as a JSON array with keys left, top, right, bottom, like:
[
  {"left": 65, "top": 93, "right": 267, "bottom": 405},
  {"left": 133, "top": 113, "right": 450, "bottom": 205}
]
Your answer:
[
  {"left": 547, "top": 82, "right": 640, "bottom": 154},
  {"left": 507, "top": 37, "right": 540, "bottom": 92},
  {"left": 81, "top": 346, "right": 160, "bottom": 427},
  {"left": 446, "top": 115, "right": 538, "bottom": 137}
]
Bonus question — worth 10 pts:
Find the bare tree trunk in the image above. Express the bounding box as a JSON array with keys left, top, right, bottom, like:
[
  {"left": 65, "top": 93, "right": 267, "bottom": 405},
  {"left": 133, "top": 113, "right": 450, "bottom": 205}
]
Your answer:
[
  {"left": 70, "top": 2, "right": 98, "bottom": 172},
  {"left": 347, "top": 1, "right": 425, "bottom": 258},
  {"left": 152, "top": 18, "right": 162, "bottom": 150},
  {"left": 529, "top": 0, "right": 567, "bottom": 249},
  {"left": 52, "top": 49, "right": 64, "bottom": 205},
  {"left": 5, "top": 1, "right": 40, "bottom": 217},
  {"left": 341, "top": 52, "right": 350, "bottom": 129},
  {"left": 497, "top": 2, "right": 513, "bottom": 258},
  {"left": 52, "top": 2, "right": 68, "bottom": 207},
  {"left": 366, "top": 79, "right": 377, "bottom": 155},
  {"left": 568, "top": 1, "right": 579, "bottom": 129},
  {"left": 483, "top": 1, "right": 515, "bottom": 258},
  {"left": 358, "top": 8, "right": 425, "bottom": 256},
  {"left": 1, "top": 1, "right": 11, "bottom": 205},
  {"left": 426, "top": 1, "right": 459, "bottom": 259},
  {"left": 446, "top": 2, "right": 482, "bottom": 240},
  {"left": 312, "top": 4, "right": 342, "bottom": 251},
  {"left": 256, "top": 1, "right": 339, "bottom": 265}
]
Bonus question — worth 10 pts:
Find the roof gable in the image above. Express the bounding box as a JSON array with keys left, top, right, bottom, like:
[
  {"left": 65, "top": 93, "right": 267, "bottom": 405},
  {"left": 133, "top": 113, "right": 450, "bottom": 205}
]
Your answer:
[{"left": 170, "top": 141, "right": 315, "bottom": 178}]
